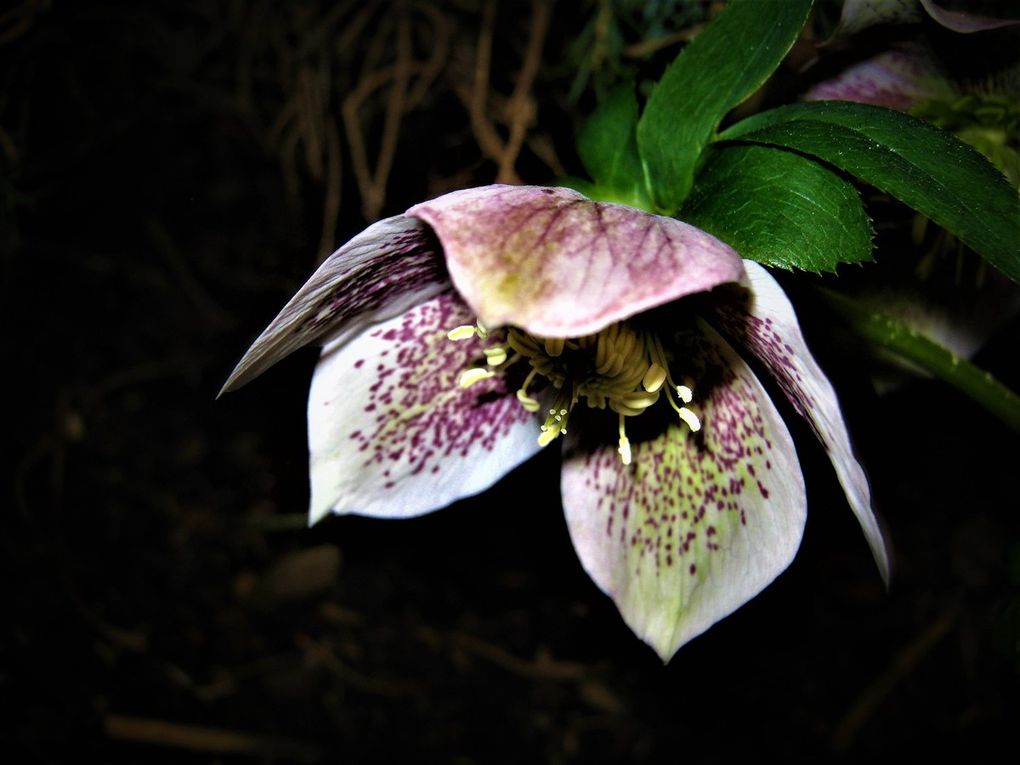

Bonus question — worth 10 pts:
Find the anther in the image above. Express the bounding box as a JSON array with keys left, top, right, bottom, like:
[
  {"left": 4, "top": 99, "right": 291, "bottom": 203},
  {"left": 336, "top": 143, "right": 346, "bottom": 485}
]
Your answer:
[
  {"left": 642, "top": 363, "right": 667, "bottom": 393},
  {"left": 618, "top": 436, "right": 632, "bottom": 465},
  {"left": 447, "top": 325, "right": 478, "bottom": 341},
  {"left": 676, "top": 384, "right": 693, "bottom": 404},
  {"left": 617, "top": 414, "right": 632, "bottom": 465},
  {"left": 516, "top": 390, "right": 540, "bottom": 412},
  {"left": 678, "top": 407, "right": 701, "bottom": 432},
  {"left": 458, "top": 367, "right": 494, "bottom": 388},
  {"left": 618, "top": 391, "right": 659, "bottom": 410},
  {"left": 544, "top": 337, "right": 565, "bottom": 357},
  {"left": 484, "top": 346, "right": 508, "bottom": 366}
]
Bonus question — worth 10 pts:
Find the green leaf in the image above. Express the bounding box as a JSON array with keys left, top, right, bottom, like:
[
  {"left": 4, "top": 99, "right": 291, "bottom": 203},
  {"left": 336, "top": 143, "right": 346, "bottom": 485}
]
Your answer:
[
  {"left": 818, "top": 287, "right": 1020, "bottom": 434},
  {"left": 577, "top": 84, "right": 652, "bottom": 208},
  {"left": 680, "top": 143, "right": 873, "bottom": 272},
  {"left": 720, "top": 101, "right": 1020, "bottom": 282},
  {"left": 636, "top": 0, "right": 812, "bottom": 214}
]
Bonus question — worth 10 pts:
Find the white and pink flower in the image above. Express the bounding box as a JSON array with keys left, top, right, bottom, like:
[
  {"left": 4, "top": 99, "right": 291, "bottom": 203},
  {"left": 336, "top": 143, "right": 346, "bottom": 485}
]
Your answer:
[{"left": 223, "top": 184, "right": 889, "bottom": 661}]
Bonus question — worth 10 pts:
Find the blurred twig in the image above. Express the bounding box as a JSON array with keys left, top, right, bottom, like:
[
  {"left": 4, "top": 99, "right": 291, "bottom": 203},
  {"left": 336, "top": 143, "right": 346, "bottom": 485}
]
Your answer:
[
  {"left": 104, "top": 715, "right": 321, "bottom": 763},
  {"left": 833, "top": 607, "right": 959, "bottom": 750},
  {"left": 461, "top": 0, "right": 550, "bottom": 183}
]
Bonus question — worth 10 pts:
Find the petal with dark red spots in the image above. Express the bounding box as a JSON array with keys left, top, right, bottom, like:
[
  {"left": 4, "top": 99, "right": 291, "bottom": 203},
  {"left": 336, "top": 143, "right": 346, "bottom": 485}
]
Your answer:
[
  {"left": 307, "top": 291, "right": 541, "bottom": 523},
  {"left": 561, "top": 321, "right": 805, "bottom": 661},
  {"left": 711, "top": 261, "right": 890, "bottom": 584}
]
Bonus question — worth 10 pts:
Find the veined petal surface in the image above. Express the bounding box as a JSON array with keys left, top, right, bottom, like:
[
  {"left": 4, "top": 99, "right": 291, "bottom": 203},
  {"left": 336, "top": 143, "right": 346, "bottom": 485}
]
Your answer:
[
  {"left": 408, "top": 185, "right": 745, "bottom": 338},
  {"left": 804, "top": 47, "right": 952, "bottom": 111},
  {"left": 713, "top": 261, "right": 891, "bottom": 584},
  {"left": 561, "top": 322, "right": 805, "bottom": 662},
  {"left": 222, "top": 215, "right": 448, "bottom": 393},
  {"left": 307, "top": 291, "right": 540, "bottom": 524}
]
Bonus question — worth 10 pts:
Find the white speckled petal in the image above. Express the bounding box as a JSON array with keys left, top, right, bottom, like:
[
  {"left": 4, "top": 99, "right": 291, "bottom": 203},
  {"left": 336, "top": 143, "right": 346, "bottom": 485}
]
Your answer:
[
  {"left": 408, "top": 185, "right": 745, "bottom": 338},
  {"left": 804, "top": 46, "right": 953, "bottom": 112},
  {"left": 222, "top": 215, "right": 448, "bottom": 394},
  {"left": 713, "top": 261, "right": 891, "bottom": 584},
  {"left": 920, "top": 0, "right": 1019, "bottom": 32},
  {"left": 307, "top": 291, "right": 541, "bottom": 524},
  {"left": 561, "top": 322, "right": 806, "bottom": 662}
]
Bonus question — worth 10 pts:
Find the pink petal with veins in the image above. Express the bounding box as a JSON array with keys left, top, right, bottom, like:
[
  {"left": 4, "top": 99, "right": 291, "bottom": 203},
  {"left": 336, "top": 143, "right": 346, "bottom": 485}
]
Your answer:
[
  {"left": 804, "top": 47, "right": 951, "bottom": 111},
  {"left": 409, "top": 185, "right": 745, "bottom": 338}
]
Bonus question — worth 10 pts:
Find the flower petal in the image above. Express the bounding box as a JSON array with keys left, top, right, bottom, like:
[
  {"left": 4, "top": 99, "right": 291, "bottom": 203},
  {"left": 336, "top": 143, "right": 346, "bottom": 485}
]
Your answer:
[
  {"left": 712, "top": 261, "right": 891, "bottom": 584},
  {"left": 829, "top": 0, "right": 921, "bottom": 41},
  {"left": 407, "top": 185, "right": 745, "bottom": 338},
  {"left": 307, "top": 291, "right": 541, "bottom": 524},
  {"left": 828, "top": 0, "right": 1018, "bottom": 40},
  {"left": 919, "top": 0, "right": 1020, "bottom": 33},
  {"left": 561, "top": 322, "right": 806, "bottom": 662},
  {"left": 221, "top": 215, "right": 448, "bottom": 394},
  {"left": 804, "top": 46, "right": 953, "bottom": 112}
]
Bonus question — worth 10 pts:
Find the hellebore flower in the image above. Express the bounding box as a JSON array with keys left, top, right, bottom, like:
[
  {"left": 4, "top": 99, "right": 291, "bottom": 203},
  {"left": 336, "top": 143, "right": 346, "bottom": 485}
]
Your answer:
[{"left": 222, "top": 185, "right": 889, "bottom": 661}]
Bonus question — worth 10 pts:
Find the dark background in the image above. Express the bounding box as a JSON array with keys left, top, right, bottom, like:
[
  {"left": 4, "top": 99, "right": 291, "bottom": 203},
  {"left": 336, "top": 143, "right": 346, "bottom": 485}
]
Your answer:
[{"left": 3, "top": 1, "right": 1018, "bottom": 762}]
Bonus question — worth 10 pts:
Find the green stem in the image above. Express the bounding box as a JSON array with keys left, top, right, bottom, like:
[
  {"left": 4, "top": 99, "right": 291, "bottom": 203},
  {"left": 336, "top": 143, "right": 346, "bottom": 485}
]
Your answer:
[{"left": 818, "top": 287, "right": 1020, "bottom": 434}]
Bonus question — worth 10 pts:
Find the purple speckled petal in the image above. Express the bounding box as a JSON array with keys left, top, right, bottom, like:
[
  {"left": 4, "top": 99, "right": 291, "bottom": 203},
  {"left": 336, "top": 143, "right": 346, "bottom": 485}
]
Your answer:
[
  {"left": 712, "top": 261, "right": 891, "bottom": 584},
  {"left": 804, "top": 46, "right": 953, "bottom": 112},
  {"left": 561, "top": 321, "right": 805, "bottom": 662},
  {"left": 221, "top": 215, "right": 448, "bottom": 394},
  {"left": 920, "top": 0, "right": 1020, "bottom": 32},
  {"left": 307, "top": 290, "right": 541, "bottom": 524},
  {"left": 408, "top": 185, "right": 745, "bottom": 338},
  {"left": 828, "top": 0, "right": 921, "bottom": 41}
]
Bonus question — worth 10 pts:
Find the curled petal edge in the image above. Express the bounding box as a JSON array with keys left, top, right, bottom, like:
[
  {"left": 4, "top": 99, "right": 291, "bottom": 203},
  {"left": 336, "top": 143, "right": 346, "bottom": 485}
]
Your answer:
[
  {"left": 221, "top": 215, "right": 448, "bottom": 395},
  {"left": 712, "top": 261, "right": 891, "bottom": 585}
]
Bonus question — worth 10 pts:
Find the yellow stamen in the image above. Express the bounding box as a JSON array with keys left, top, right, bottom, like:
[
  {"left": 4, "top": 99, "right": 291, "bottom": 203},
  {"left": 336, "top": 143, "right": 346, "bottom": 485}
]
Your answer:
[
  {"left": 484, "top": 346, "right": 508, "bottom": 366},
  {"left": 544, "top": 337, "right": 565, "bottom": 357},
  {"left": 458, "top": 367, "right": 494, "bottom": 388},
  {"left": 516, "top": 389, "right": 540, "bottom": 412},
  {"left": 618, "top": 414, "right": 632, "bottom": 465},
  {"left": 447, "top": 325, "right": 478, "bottom": 341},
  {"left": 678, "top": 406, "right": 701, "bottom": 432},
  {"left": 642, "top": 363, "right": 667, "bottom": 393},
  {"left": 451, "top": 316, "right": 706, "bottom": 456}
]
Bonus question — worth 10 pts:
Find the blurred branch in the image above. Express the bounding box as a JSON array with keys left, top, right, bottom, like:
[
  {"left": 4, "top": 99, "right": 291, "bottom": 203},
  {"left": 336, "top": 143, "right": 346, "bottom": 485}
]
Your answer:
[
  {"left": 104, "top": 715, "right": 321, "bottom": 763},
  {"left": 461, "top": 0, "right": 550, "bottom": 183}
]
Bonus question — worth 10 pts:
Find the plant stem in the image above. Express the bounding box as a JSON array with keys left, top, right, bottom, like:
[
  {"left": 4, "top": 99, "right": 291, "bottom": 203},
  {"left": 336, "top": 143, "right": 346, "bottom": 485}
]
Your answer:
[{"left": 818, "top": 287, "right": 1020, "bottom": 434}]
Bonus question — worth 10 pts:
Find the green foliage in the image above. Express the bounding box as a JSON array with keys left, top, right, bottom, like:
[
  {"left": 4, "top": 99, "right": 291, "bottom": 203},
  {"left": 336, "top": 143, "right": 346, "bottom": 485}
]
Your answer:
[
  {"left": 576, "top": 84, "right": 651, "bottom": 207},
  {"left": 721, "top": 101, "right": 1020, "bottom": 283},
  {"left": 820, "top": 287, "right": 1020, "bottom": 434},
  {"left": 564, "top": 0, "right": 711, "bottom": 102},
  {"left": 635, "top": 0, "right": 813, "bottom": 213},
  {"left": 681, "top": 144, "right": 873, "bottom": 272}
]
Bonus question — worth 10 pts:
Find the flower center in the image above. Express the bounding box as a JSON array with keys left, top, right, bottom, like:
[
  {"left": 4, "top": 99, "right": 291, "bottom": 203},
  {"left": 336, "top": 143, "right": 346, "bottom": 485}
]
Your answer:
[{"left": 448, "top": 319, "right": 701, "bottom": 464}]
